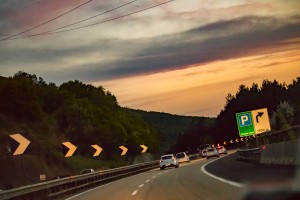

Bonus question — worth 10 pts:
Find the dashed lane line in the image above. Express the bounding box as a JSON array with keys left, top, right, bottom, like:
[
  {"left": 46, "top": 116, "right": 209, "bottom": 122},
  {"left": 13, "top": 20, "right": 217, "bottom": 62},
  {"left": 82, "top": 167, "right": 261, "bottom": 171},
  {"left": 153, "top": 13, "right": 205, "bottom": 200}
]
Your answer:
[
  {"left": 130, "top": 171, "right": 165, "bottom": 197},
  {"left": 131, "top": 190, "right": 138, "bottom": 195}
]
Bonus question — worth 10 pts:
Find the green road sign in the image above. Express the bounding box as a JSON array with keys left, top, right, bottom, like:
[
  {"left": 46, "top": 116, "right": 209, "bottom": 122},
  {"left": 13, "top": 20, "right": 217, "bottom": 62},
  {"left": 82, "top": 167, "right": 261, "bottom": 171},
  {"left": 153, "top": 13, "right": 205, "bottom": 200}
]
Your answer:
[{"left": 236, "top": 111, "right": 255, "bottom": 137}]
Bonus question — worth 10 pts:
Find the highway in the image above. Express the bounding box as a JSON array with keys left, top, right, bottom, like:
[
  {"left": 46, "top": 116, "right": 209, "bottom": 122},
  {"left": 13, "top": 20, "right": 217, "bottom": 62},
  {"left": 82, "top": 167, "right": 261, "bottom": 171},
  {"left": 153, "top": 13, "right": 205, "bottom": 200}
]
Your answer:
[{"left": 65, "top": 152, "right": 296, "bottom": 200}]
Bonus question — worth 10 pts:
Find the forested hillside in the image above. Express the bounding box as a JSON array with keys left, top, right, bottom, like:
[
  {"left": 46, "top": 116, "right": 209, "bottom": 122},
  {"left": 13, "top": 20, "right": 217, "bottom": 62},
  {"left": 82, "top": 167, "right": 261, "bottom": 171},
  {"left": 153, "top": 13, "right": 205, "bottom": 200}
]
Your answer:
[
  {"left": 125, "top": 109, "right": 215, "bottom": 153},
  {"left": 0, "top": 72, "right": 160, "bottom": 173},
  {"left": 174, "top": 78, "right": 300, "bottom": 151},
  {"left": 1, "top": 71, "right": 298, "bottom": 188}
]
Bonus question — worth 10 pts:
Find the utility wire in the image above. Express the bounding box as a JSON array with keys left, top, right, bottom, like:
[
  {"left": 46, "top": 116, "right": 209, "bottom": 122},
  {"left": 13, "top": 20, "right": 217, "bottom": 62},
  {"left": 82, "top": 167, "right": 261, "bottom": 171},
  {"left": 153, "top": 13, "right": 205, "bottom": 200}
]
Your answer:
[
  {"left": 0, "top": 0, "right": 137, "bottom": 38},
  {"left": 2, "top": 0, "right": 174, "bottom": 41},
  {"left": 0, "top": 0, "right": 93, "bottom": 41},
  {"left": 43, "top": 0, "right": 139, "bottom": 34}
]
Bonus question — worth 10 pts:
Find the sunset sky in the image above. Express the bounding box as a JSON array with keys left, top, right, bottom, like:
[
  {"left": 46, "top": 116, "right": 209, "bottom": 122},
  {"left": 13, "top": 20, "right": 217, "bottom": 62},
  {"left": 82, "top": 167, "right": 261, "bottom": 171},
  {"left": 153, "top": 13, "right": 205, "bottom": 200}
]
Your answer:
[{"left": 0, "top": 0, "right": 299, "bottom": 117}]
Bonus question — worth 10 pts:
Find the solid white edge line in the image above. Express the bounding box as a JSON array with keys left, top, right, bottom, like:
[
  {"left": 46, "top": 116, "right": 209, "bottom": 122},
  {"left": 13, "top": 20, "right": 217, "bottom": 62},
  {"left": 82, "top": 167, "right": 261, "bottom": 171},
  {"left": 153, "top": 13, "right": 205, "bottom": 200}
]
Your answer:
[
  {"left": 201, "top": 153, "right": 245, "bottom": 188},
  {"left": 131, "top": 190, "right": 138, "bottom": 195}
]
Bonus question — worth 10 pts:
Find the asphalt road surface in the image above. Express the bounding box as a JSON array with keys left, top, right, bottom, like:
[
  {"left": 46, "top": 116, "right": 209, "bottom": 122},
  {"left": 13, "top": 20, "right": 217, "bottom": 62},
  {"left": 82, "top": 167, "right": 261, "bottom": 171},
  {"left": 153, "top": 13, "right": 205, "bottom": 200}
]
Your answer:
[{"left": 66, "top": 152, "right": 297, "bottom": 200}]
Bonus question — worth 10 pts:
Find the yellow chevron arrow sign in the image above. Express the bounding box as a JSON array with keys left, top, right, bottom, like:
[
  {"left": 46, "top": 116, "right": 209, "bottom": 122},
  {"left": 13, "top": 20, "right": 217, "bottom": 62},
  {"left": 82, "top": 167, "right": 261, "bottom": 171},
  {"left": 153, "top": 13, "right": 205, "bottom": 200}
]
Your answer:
[
  {"left": 140, "top": 145, "right": 148, "bottom": 153},
  {"left": 119, "top": 146, "right": 128, "bottom": 156},
  {"left": 62, "top": 142, "right": 77, "bottom": 157},
  {"left": 230, "top": 140, "right": 233, "bottom": 144},
  {"left": 240, "top": 138, "right": 244, "bottom": 142},
  {"left": 91, "top": 144, "right": 102, "bottom": 157},
  {"left": 235, "top": 139, "right": 239, "bottom": 143},
  {"left": 223, "top": 141, "right": 226, "bottom": 145},
  {"left": 9, "top": 134, "right": 30, "bottom": 156}
]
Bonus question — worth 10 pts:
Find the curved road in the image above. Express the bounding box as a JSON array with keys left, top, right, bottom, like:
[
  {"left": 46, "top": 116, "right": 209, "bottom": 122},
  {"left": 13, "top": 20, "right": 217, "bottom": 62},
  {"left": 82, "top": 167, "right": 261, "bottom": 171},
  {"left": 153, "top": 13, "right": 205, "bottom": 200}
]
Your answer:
[{"left": 66, "top": 152, "right": 296, "bottom": 200}]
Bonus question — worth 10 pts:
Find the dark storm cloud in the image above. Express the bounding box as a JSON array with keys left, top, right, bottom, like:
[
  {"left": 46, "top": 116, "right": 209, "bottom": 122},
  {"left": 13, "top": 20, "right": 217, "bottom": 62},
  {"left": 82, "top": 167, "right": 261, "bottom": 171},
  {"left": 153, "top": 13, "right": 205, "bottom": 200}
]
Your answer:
[
  {"left": 73, "top": 15, "right": 300, "bottom": 82},
  {"left": 1, "top": 15, "right": 299, "bottom": 84},
  {"left": 0, "top": 0, "right": 43, "bottom": 30},
  {"left": 0, "top": 38, "right": 124, "bottom": 64}
]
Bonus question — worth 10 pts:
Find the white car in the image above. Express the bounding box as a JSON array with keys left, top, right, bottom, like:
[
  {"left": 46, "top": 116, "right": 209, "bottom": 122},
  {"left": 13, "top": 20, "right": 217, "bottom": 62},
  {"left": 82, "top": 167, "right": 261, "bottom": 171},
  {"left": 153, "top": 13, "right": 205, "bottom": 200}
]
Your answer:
[
  {"left": 176, "top": 152, "right": 190, "bottom": 163},
  {"left": 201, "top": 149, "right": 207, "bottom": 158},
  {"left": 160, "top": 154, "right": 179, "bottom": 170},
  {"left": 80, "top": 169, "right": 94, "bottom": 175},
  {"left": 216, "top": 146, "right": 228, "bottom": 155},
  {"left": 206, "top": 148, "right": 220, "bottom": 159}
]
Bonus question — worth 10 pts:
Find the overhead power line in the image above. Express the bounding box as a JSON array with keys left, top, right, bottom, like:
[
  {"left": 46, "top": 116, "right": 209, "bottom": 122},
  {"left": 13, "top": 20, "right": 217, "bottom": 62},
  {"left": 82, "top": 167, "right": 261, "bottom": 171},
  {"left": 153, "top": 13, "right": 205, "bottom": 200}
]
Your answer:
[
  {"left": 0, "top": 0, "right": 93, "bottom": 41},
  {"left": 1, "top": 0, "right": 174, "bottom": 41},
  {"left": 0, "top": 0, "right": 137, "bottom": 39},
  {"left": 43, "top": 0, "right": 139, "bottom": 34}
]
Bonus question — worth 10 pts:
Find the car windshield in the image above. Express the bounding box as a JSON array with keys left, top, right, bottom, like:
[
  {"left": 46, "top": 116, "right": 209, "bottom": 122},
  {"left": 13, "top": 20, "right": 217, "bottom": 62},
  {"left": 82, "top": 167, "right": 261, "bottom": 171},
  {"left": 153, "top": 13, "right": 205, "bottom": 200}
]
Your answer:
[
  {"left": 161, "top": 156, "right": 173, "bottom": 160},
  {"left": 176, "top": 153, "right": 184, "bottom": 158},
  {"left": 207, "top": 148, "right": 215, "bottom": 152}
]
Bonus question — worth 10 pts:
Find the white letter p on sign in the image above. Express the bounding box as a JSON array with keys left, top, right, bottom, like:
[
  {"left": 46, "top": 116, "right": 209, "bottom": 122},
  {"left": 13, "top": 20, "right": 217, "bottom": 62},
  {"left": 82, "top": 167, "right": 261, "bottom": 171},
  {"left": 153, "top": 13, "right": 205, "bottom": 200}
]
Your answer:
[{"left": 241, "top": 115, "right": 248, "bottom": 125}]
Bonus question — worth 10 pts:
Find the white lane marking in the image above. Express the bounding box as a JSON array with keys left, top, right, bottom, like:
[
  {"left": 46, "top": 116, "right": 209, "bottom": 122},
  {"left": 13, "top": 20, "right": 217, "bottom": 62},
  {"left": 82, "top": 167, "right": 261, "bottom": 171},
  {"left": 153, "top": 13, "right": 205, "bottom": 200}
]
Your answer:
[
  {"left": 146, "top": 179, "right": 150, "bottom": 182},
  {"left": 152, "top": 176, "right": 156, "bottom": 178},
  {"left": 131, "top": 190, "right": 138, "bottom": 195},
  {"left": 158, "top": 172, "right": 162, "bottom": 175},
  {"left": 65, "top": 172, "right": 147, "bottom": 200},
  {"left": 201, "top": 155, "right": 245, "bottom": 188},
  {"left": 139, "top": 184, "right": 144, "bottom": 188}
]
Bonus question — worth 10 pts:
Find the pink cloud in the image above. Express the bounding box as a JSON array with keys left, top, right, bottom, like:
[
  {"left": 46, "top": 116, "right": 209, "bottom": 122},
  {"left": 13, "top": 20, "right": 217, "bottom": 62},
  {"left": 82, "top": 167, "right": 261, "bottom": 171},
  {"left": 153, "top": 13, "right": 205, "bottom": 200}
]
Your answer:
[{"left": 5, "top": 0, "right": 89, "bottom": 33}]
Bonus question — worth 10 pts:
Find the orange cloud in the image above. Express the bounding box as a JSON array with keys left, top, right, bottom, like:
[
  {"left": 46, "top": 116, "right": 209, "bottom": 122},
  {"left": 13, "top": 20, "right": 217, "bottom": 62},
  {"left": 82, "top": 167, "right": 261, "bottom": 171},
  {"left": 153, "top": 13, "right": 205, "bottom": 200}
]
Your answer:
[{"left": 97, "top": 49, "right": 300, "bottom": 117}]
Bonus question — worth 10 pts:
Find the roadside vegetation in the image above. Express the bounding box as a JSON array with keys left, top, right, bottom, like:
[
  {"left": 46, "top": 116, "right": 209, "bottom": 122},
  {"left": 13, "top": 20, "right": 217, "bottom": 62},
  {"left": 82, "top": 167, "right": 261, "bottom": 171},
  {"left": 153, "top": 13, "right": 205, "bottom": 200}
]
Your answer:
[
  {"left": 173, "top": 78, "right": 300, "bottom": 152},
  {"left": 0, "top": 71, "right": 298, "bottom": 188},
  {"left": 0, "top": 71, "right": 160, "bottom": 187}
]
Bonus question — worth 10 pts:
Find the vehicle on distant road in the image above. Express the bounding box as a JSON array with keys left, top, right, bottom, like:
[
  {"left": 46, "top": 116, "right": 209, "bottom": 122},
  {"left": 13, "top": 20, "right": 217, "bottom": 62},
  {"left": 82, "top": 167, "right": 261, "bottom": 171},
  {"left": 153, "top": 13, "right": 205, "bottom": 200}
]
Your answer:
[
  {"left": 201, "top": 149, "right": 206, "bottom": 157},
  {"left": 176, "top": 152, "right": 190, "bottom": 163},
  {"left": 216, "top": 146, "right": 227, "bottom": 155},
  {"left": 160, "top": 154, "right": 179, "bottom": 170},
  {"left": 206, "top": 148, "right": 219, "bottom": 159},
  {"left": 80, "top": 169, "right": 95, "bottom": 175}
]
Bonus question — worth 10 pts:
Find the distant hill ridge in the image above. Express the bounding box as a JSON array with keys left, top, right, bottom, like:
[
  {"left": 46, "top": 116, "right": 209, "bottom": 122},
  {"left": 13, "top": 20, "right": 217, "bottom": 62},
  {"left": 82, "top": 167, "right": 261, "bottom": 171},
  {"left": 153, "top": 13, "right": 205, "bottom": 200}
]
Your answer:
[{"left": 124, "top": 109, "right": 215, "bottom": 153}]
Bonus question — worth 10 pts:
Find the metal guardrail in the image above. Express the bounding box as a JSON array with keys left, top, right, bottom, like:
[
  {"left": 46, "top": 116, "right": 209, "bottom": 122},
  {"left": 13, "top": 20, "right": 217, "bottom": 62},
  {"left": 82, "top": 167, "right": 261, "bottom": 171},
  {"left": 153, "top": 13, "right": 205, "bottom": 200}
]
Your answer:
[
  {"left": 237, "top": 125, "right": 300, "bottom": 165},
  {"left": 236, "top": 148, "right": 261, "bottom": 163},
  {"left": 0, "top": 160, "right": 159, "bottom": 200}
]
